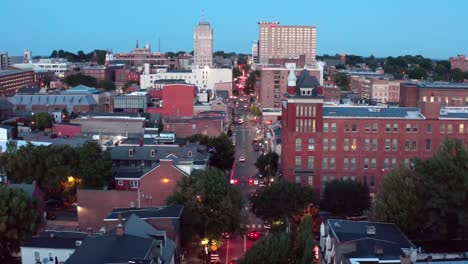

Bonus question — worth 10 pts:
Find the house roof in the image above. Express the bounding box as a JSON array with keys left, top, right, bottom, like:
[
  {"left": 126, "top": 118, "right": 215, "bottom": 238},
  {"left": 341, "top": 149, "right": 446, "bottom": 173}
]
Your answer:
[
  {"left": 0, "top": 69, "right": 33, "bottom": 77},
  {"left": 16, "top": 87, "right": 41, "bottom": 94},
  {"left": 110, "top": 144, "right": 209, "bottom": 163},
  {"left": 0, "top": 100, "right": 14, "bottom": 111},
  {"left": 328, "top": 219, "right": 414, "bottom": 245},
  {"left": 22, "top": 231, "right": 87, "bottom": 250},
  {"left": 104, "top": 205, "right": 184, "bottom": 221},
  {"left": 65, "top": 234, "right": 154, "bottom": 264},
  {"left": 323, "top": 107, "right": 423, "bottom": 119},
  {"left": 9, "top": 94, "right": 97, "bottom": 106},
  {"left": 113, "top": 168, "right": 148, "bottom": 179}
]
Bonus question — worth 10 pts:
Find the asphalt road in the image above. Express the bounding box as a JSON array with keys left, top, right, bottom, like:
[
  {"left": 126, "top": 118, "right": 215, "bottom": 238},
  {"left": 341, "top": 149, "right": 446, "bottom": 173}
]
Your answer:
[{"left": 218, "top": 100, "right": 267, "bottom": 264}]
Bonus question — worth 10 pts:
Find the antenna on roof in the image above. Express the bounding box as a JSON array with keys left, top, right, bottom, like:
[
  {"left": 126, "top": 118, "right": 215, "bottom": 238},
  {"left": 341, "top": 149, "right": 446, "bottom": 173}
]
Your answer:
[{"left": 201, "top": 9, "right": 205, "bottom": 22}]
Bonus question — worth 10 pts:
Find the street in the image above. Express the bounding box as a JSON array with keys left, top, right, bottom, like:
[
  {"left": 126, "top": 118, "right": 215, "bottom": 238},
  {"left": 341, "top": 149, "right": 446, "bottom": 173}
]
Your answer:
[{"left": 218, "top": 97, "right": 267, "bottom": 263}]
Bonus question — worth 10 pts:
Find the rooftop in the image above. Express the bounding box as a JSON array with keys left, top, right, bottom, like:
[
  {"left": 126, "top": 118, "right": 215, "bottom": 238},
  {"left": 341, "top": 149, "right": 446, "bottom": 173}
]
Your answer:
[
  {"left": 104, "top": 205, "right": 184, "bottom": 221},
  {"left": 0, "top": 69, "right": 33, "bottom": 77},
  {"left": 407, "top": 82, "right": 468, "bottom": 89},
  {"left": 323, "top": 106, "right": 423, "bottom": 119},
  {"left": 22, "top": 231, "right": 87, "bottom": 250}
]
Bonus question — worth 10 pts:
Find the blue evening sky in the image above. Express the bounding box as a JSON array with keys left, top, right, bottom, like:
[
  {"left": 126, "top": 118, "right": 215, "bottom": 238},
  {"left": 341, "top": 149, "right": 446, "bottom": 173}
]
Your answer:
[{"left": 1, "top": 0, "right": 467, "bottom": 59}]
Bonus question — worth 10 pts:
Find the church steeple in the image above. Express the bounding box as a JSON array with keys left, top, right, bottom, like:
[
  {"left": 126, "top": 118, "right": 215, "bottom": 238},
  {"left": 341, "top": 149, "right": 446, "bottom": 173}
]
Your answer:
[{"left": 136, "top": 40, "right": 139, "bottom": 49}]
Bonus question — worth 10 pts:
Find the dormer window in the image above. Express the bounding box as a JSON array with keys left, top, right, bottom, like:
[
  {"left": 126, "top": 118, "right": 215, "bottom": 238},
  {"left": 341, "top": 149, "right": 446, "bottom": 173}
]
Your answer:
[
  {"left": 150, "top": 149, "right": 155, "bottom": 157},
  {"left": 129, "top": 149, "right": 134, "bottom": 157},
  {"left": 188, "top": 151, "right": 192, "bottom": 157}
]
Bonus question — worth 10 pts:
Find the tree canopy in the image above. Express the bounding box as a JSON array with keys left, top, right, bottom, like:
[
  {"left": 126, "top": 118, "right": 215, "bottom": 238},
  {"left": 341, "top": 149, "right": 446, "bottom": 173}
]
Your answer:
[
  {"left": 239, "top": 232, "right": 293, "bottom": 264},
  {"left": 255, "top": 152, "right": 279, "bottom": 179},
  {"left": 97, "top": 80, "right": 117, "bottom": 91},
  {"left": 320, "top": 179, "right": 370, "bottom": 217},
  {"left": 186, "top": 133, "right": 235, "bottom": 171},
  {"left": 166, "top": 168, "right": 242, "bottom": 245},
  {"left": 65, "top": 73, "right": 98, "bottom": 88},
  {"left": 31, "top": 112, "right": 54, "bottom": 131},
  {"left": 370, "top": 139, "right": 468, "bottom": 239},
  {"left": 0, "top": 186, "right": 42, "bottom": 262},
  {"left": 250, "top": 181, "right": 316, "bottom": 222},
  {"left": 50, "top": 49, "right": 107, "bottom": 64}
]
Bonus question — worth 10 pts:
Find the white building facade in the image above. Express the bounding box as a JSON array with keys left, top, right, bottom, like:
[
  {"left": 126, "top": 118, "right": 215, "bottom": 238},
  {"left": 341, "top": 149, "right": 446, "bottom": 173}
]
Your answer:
[
  {"left": 140, "top": 67, "right": 232, "bottom": 89},
  {"left": 13, "top": 58, "right": 71, "bottom": 78}
]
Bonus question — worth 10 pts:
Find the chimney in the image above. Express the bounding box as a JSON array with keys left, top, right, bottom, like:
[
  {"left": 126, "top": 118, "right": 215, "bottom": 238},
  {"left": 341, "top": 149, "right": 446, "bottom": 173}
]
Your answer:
[{"left": 116, "top": 213, "right": 124, "bottom": 237}]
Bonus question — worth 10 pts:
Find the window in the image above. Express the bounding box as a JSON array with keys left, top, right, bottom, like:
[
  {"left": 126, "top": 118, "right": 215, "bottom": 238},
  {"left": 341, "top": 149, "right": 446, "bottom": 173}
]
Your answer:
[
  {"left": 344, "top": 123, "right": 350, "bottom": 132},
  {"left": 370, "top": 175, "right": 375, "bottom": 187},
  {"left": 406, "top": 124, "right": 411, "bottom": 133},
  {"left": 364, "top": 139, "right": 370, "bottom": 151},
  {"left": 392, "top": 158, "right": 397, "bottom": 167},
  {"left": 295, "top": 176, "right": 300, "bottom": 184},
  {"left": 460, "top": 124, "right": 465, "bottom": 134},
  {"left": 35, "top": 252, "right": 40, "bottom": 261},
  {"left": 307, "top": 156, "right": 314, "bottom": 169},
  {"left": 413, "top": 124, "right": 418, "bottom": 133},
  {"left": 150, "top": 149, "right": 155, "bottom": 157},
  {"left": 392, "top": 139, "right": 398, "bottom": 151},
  {"left": 371, "top": 139, "right": 377, "bottom": 151},
  {"left": 351, "top": 139, "right": 357, "bottom": 150},
  {"left": 344, "top": 139, "right": 349, "bottom": 151},
  {"left": 295, "top": 138, "right": 302, "bottom": 151},
  {"left": 330, "top": 158, "right": 335, "bottom": 170},
  {"left": 295, "top": 156, "right": 302, "bottom": 169},
  {"left": 322, "top": 158, "right": 328, "bottom": 169},
  {"left": 364, "top": 158, "right": 369, "bottom": 169},
  {"left": 118, "top": 180, "right": 123, "bottom": 186},
  {"left": 371, "top": 158, "right": 376, "bottom": 169},
  {"left": 343, "top": 158, "right": 349, "bottom": 170},
  {"left": 308, "top": 176, "right": 313, "bottom": 186},
  {"left": 425, "top": 139, "right": 431, "bottom": 151},
  {"left": 352, "top": 123, "right": 357, "bottom": 132},
  {"left": 404, "top": 158, "right": 410, "bottom": 167},
  {"left": 365, "top": 123, "right": 371, "bottom": 132},
  {"left": 330, "top": 138, "right": 336, "bottom": 151},
  {"left": 440, "top": 125, "right": 446, "bottom": 134},
  {"left": 351, "top": 158, "right": 356, "bottom": 170},
  {"left": 448, "top": 124, "right": 453, "bottom": 134},
  {"left": 363, "top": 176, "right": 368, "bottom": 185},
  {"left": 331, "top": 123, "right": 337, "bottom": 133},
  {"left": 323, "top": 138, "right": 329, "bottom": 151},
  {"left": 393, "top": 123, "right": 398, "bottom": 133},
  {"left": 412, "top": 140, "right": 418, "bottom": 151},
  {"left": 188, "top": 151, "right": 192, "bottom": 157},
  {"left": 385, "top": 124, "right": 391, "bottom": 132},
  {"left": 384, "top": 158, "right": 389, "bottom": 169},
  {"left": 129, "top": 149, "right": 134, "bottom": 157},
  {"left": 373, "top": 123, "right": 378, "bottom": 132},
  {"left": 343, "top": 176, "right": 349, "bottom": 181},
  {"left": 130, "top": 180, "right": 138, "bottom": 189},
  {"left": 322, "top": 176, "right": 328, "bottom": 187},
  {"left": 308, "top": 139, "right": 315, "bottom": 151},
  {"left": 49, "top": 252, "right": 53, "bottom": 261},
  {"left": 405, "top": 140, "right": 410, "bottom": 151},
  {"left": 323, "top": 123, "right": 329, "bottom": 133},
  {"left": 385, "top": 139, "right": 390, "bottom": 150}
]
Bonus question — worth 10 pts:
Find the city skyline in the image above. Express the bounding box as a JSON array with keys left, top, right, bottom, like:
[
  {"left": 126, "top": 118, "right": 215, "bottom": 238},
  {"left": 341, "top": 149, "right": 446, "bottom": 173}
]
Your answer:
[{"left": 1, "top": 0, "right": 467, "bottom": 59}]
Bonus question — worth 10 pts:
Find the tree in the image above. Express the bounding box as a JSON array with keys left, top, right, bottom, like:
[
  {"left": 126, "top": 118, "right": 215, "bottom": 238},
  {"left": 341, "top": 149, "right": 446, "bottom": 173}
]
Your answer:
[
  {"left": 408, "top": 66, "right": 428, "bottom": 80},
  {"left": 65, "top": 73, "right": 98, "bottom": 88},
  {"left": 368, "top": 167, "right": 423, "bottom": 235},
  {"left": 50, "top": 50, "right": 58, "bottom": 58},
  {"left": 320, "top": 180, "right": 370, "bottom": 217},
  {"left": 255, "top": 152, "right": 279, "bottom": 180},
  {"left": 244, "top": 70, "right": 260, "bottom": 95},
  {"left": 334, "top": 72, "right": 350, "bottom": 91},
  {"left": 31, "top": 112, "right": 54, "bottom": 131},
  {"left": 249, "top": 105, "right": 262, "bottom": 117},
  {"left": 97, "top": 80, "right": 117, "bottom": 91},
  {"left": 413, "top": 138, "right": 468, "bottom": 239},
  {"left": 123, "top": 80, "right": 139, "bottom": 91},
  {"left": 0, "top": 186, "right": 42, "bottom": 262},
  {"left": 186, "top": 133, "right": 235, "bottom": 171},
  {"left": 166, "top": 169, "right": 242, "bottom": 245},
  {"left": 233, "top": 67, "right": 242, "bottom": 79},
  {"left": 451, "top": 68, "right": 464, "bottom": 82},
  {"left": 297, "top": 216, "right": 315, "bottom": 263},
  {"left": 250, "top": 181, "right": 316, "bottom": 223},
  {"left": 239, "top": 232, "right": 293, "bottom": 264},
  {"left": 76, "top": 141, "right": 112, "bottom": 189}
]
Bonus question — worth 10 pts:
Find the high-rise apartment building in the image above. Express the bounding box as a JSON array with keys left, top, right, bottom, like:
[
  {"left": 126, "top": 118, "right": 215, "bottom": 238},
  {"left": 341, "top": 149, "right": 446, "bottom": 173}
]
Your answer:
[
  {"left": 193, "top": 20, "right": 213, "bottom": 68},
  {"left": 258, "top": 22, "right": 317, "bottom": 66},
  {"left": 0, "top": 52, "right": 10, "bottom": 70}
]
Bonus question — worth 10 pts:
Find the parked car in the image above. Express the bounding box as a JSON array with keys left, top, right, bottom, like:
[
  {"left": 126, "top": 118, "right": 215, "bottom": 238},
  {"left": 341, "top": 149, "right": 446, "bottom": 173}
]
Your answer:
[
  {"left": 49, "top": 133, "right": 58, "bottom": 138},
  {"left": 239, "top": 155, "right": 246, "bottom": 162}
]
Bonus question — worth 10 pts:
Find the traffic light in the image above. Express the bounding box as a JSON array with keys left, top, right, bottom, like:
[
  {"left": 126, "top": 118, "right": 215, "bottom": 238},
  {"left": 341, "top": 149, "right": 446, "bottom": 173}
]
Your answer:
[{"left": 248, "top": 179, "right": 254, "bottom": 186}]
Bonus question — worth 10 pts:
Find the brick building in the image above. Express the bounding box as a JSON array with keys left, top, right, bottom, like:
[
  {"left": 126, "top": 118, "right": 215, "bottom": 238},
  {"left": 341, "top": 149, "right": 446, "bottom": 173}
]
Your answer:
[
  {"left": 77, "top": 160, "right": 187, "bottom": 230},
  {"left": 450, "top": 54, "right": 468, "bottom": 71},
  {"left": 400, "top": 82, "right": 468, "bottom": 107},
  {"left": 82, "top": 65, "right": 123, "bottom": 82},
  {"left": 72, "top": 115, "right": 145, "bottom": 138},
  {"left": 146, "top": 83, "right": 196, "bottom": 117},
  {"left": 164, "top": 115, "right": 225, "bottom": 138},
  {"left": 281, "top": 67, "right": 468, "bottom": 195},
  {"left": 0, "top": 69, "right": 35, "bottom": 95}
]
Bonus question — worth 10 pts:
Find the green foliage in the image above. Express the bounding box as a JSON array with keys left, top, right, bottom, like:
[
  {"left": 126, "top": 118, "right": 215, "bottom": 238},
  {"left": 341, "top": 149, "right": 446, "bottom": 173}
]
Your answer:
[
  {"left": 451, "top": 68, "right": 464, "bottom": 82},
  {"left": 244, "top": 70, "right": 260, "bottom": 95},
  {"left": 0, "top": 142, "right": 112, "bottom": 198},
  {"left": 123, "top": 80, "right": 139, "bottom": 91},
  {"left": 233, "top": 67, "right": 242, "bottom": 79},
  {"left": 408, "top": 66, "right": 428, "bottom": 79},
  {"left": 320, "top": 180, "right": 370, "bottom": 217},
  {"left": 0, "top": 186, "right": 42, "bottom": 262},
  {"left": 249, "top": 105, "right": 262, "bottom": 117},
  {"left": 31, "top": 112, "right": 54, "bottom": 131},
  {"left": 186, "top": 133, "right": 235, "bottom": 171},
  {"left": 50, "top": 49, "right": 107, "bottom": 64},
  {"left": 239, "top": 232, "right": 293, "bottom": 264},
  {"left": 413, "top": 138, "right": 468, "bottom": 239},
  {"left": 65, "top": 73, "right": 98, "bottom": 88},
  {"left": 250, "top": 181, "right": 316, "bottom": 222},
  {"left": 297, "top": 216, "right": 315, "bottom": 263},
  {"left": 166, "top": 169, "right": 243, "bottom": 244},
  {"left": 368, "top": 166, "right": 423, "bottom": 235},
  {"left": 97, "top": 80, "right": 117, "bottom": 91},
  {"left": 255, "top": 152, "right": 279, "bottom": 179},
  {"left": 334, "top": 72, "right": 350, "bottom": 91}
]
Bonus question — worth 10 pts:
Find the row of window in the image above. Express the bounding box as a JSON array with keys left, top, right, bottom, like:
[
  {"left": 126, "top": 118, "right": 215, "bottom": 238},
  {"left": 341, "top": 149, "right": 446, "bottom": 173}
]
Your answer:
[
  {"left": 295, "top": 138, "right": 434, "bottom": 152},
  {"left": 117, "top": 179, "right": 139, "bottom": 188},
  {"left": 294, "top": 155, "right": 413, "bottom": 171},
  {"left": 322, "top": 175, "right": 376, "bottom": 187},
  {"left": 323, "top": 122, "right": 466, "bottom": 134}
]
